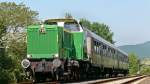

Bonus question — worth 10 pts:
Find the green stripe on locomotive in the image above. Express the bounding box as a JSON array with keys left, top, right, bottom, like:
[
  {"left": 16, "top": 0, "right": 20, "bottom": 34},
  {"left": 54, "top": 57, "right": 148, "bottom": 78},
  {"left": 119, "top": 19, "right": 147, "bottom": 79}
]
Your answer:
[
  {"left": 63, "top": 30, "right": 84, "bottom": 60},
  {"left": 27, "top": 25, "right": 63, "bottom": 58}
]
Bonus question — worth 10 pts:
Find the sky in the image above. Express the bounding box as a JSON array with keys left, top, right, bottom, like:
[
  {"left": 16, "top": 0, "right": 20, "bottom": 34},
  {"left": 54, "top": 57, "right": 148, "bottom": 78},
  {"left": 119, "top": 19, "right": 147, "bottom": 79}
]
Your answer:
[{"left": 1, "top": 0, "right": 150, "bottom": 46}]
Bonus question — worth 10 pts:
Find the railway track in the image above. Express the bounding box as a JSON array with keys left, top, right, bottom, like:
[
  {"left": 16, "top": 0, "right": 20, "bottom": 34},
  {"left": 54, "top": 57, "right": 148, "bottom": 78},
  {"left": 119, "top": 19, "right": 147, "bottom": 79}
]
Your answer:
[
  {"left": 71, "top": 75, "right": 147, "bottom": 84},
  {"left": 18, "top": 81, "right": 60, "bottom": 84},
  {"left": 18, "top": 75, "right": 148, "bottom": 84},
  {"left": 121, "top": 75, "right": 147, "bottom": 84}
]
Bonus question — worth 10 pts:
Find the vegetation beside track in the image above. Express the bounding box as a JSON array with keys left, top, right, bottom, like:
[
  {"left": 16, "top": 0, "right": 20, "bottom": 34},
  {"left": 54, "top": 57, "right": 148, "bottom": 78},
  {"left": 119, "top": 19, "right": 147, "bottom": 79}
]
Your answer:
[
  {"left": 128, "top": 53, "right": 150, "bottom": 75},
  {"left": 0, "top": 2, "right": 38, "bottom": 84}
]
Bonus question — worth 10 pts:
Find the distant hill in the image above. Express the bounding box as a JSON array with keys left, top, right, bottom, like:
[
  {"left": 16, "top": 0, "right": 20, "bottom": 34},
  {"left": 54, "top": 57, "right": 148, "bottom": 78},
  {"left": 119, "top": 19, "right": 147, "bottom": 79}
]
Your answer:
[{"left": 118, "top": 41, "right": 150, "bottom": 59}]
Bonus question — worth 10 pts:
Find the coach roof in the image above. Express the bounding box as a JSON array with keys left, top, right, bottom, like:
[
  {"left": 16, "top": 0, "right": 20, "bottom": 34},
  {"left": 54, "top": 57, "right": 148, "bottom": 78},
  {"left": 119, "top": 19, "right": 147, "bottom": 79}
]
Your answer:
[{"left": 85, "top": 28, "right": 128, "bottom": 56}]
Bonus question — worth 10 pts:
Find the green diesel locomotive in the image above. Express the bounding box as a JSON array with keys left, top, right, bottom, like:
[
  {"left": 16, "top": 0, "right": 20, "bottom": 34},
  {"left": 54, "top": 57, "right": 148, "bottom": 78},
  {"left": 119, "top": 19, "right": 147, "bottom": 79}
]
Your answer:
[{"left": 21, "top": 18, "right": 128, "bottom": 81}]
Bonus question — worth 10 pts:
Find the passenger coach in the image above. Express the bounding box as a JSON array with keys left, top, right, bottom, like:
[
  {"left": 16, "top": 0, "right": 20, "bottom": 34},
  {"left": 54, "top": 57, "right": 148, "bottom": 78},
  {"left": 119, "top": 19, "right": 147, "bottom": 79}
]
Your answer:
[{"left": 84, "top": 29, "right": 128, "bottom": 77}]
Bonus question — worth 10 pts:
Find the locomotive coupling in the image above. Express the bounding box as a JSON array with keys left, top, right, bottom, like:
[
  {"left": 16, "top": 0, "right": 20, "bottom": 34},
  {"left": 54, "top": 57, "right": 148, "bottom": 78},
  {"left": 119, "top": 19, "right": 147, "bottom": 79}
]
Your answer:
[{"left": 21, "top": 59, "right": 30, "bottom": 68}]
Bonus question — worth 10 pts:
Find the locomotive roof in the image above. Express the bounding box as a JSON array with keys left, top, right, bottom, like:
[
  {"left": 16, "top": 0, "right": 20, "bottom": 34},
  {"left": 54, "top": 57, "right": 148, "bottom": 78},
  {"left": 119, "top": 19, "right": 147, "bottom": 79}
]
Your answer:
[
  {"left": 45, "top": 18, "right": 78, "bottom": 23},
  {"left": 84, "top": 28, "right": 128, "bottom": 56}
]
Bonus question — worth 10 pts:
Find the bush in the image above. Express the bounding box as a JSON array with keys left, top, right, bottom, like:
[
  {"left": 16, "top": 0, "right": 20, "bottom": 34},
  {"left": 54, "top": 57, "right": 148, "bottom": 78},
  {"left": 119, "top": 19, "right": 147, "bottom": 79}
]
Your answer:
[{"left": 0, "top": 69, "right": 15, "bottom": 84}]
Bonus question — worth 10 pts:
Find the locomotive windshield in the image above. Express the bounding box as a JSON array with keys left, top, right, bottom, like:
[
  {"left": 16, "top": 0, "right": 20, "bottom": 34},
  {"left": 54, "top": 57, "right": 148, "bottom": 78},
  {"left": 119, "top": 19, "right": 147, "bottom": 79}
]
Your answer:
[
  {"left": 47, "top": 22, "right": 57, "bottom": 25},
  {"left": 64, "top": 22, "right": 80, "bottom": 31}
]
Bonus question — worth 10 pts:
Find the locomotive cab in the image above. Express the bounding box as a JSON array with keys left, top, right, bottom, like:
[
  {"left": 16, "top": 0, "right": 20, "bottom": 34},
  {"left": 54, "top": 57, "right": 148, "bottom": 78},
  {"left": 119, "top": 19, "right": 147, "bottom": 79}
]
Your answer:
[{"left": 45, "top": 18, "right": 84, "bottom": 60}]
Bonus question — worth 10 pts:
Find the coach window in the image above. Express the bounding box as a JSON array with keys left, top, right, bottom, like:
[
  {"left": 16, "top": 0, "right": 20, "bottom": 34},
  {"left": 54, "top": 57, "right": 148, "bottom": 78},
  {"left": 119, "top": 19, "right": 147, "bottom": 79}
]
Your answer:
[
  {"left": 106, "top": 47, "right": 109, "bottom": 56},
  {"left": 123, "top": 55, "right": 124, "bottom": 61},
  {"left": 96, "top": 41, "right": 98, "bottom": 54},
  {"left": 96, "top": 41, "right": 99, "bottom": 54},
  {"left": 99, "top": 42, "right": 102, "bottom": 54},
  {"left": 117, "top": 53, "right": 119, "bottom": 61},
  {"left": 126, "top": 56, "right": 128, "bottom": 62},
  {"left": 126, "top": 56, "right": 127, "bottom": 62},
  {"left": 110, "top": 48, "right": 112, "bottom": 57},
  {"left": 124, "top": 56, "right": 126, "bottom": 62},
  {"left": 99, "top": 42, "right": 102, "bottom": 48},
  {"left": 121, "top": 53, "right": 124, "bottom": 61},
  {"left": 120, "top": 54, "right": 122, "bottom": 61},
  {"left": 109, "top": 48, "right": 111, "bottom": 57},
  {"left": 99, "top": 46, "right": 101, "bottom": 55},
  {"left": 99, "top": 43, "right": 101, "bottom": 55},
  {"left": 123, "top": 54, "right": 125, "bottom": 62},
  {"left": 113, "top": 49, "right": 116, "bottom": 58},
  {"left": 98, "top": 42, "right": 101, "bottom": 55},
  {"left": 100, "top": 44, "right": 103, "bottom": 56},
  {"left": 125, "top": 56, "right": 127, "bottom": 62},
  {"left": 107, "top": 47, "right": 109, "bottom": 56},
  {"left": 94, "top": 40, "right": 96, "bottom": 45},
  {"left": 120, "top": 53, "right": 122, "bottom": 61},
  {"left": 111, "top": 48, "right": 113, "bottom": 57},
  {"left": 97, "top": 42, "right": 99, "bottom": 54},
  {"left": 102, "top": 44, "right": 105, "bottom": 56},
  {"left": 98, "top": 42, "right": 100, "bottom": 54},
  {"left": 123, "top": 55, "right": 125, "bottom": 62},
  {"left": 102, "top": 44, "right": 105, "bottom": 49},
  {"left": 105, "top": 46, "right": 107, "bottom": 56},
  {"left": 111, "top": 49, "right": 114, "bottom": 58},
  {"left": 120, "top": 55, "right": 122, "bottom": 61},
  {"left": 105, "top": 45, "right": 107, "bottom": 56},
  {"left": 113, "top": 50, "right": 115, "bottom": 54},
  {"left": 117, "top": 52, "right": 119, "bottom": 60},
  {"left": 121, "top": 55, "right": 123, "bottom": 61},
  {"left": 95, "top": 41, "right": 97, "bottom": 54},
  {"left": 109, "top": 48, "right": 112, "bottom": 57},
  {"left": 118, "top": 53, "right": 121, "bottom": 61},
  {"left": 116, "top": 52, "right": 118, "bottom": 59},
  {"left": 125, "top": 56, "right": 126, "bottom": 62},
  {"left": 111, "top": 49, "right": 113, "bottom": 57},
  {"left": 94, "top": 41, "right": 96, "bottom": 53},
  {"left": 121, "top": 54, "right": 123, "bottom": 62},
  {"left": 100, "top": 49, "right": 103, "bottom": 56},
  {"left": 95, "top": 42, "right": 97, "bottom": 53}
]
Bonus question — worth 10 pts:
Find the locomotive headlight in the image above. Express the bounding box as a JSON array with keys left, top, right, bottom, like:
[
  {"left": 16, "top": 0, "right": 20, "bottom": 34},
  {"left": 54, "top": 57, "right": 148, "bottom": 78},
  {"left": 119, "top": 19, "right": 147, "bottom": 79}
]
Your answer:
[
  {"left": 21, "top": 59, "right": 30, "bottom": 68},
  {"left": 27, "top": 54, "right": 31, "bottom": 58},
  {"left": 54, "top": 53, "right": 59, "bottom": 58},
  {"left": 52, "top": 58, "right": 61, "bottom": 68}
]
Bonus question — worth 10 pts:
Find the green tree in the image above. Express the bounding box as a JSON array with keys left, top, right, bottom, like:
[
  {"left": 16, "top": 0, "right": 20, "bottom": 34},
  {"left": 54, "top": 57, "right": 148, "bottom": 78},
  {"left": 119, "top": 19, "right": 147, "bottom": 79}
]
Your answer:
[
  {"left": 80, "top": 18, "right": 114, "bottom": 43},
  {"left": 79, "top": 19, "right": 91, "bottom": 30},
  {"left": 64, "top": 14, "right": 114, "bottom": 43},
  {"left": 140, "top": 65, "right": 150, "bottom": 75},
  {"left": 128, "top": 53, "right": 139, "bottom": 75},
  {"left": 0, "top": 2, "right": 38, "bottom": 83},
  {"left": 0, "top": 52, "right": 16, "bottom": 84},
  {"left": 0, "top": 2, "right": 38, "bottom": 46},
  {"left": 140, "top": 58, "right": 150, "bottom": 75}
]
